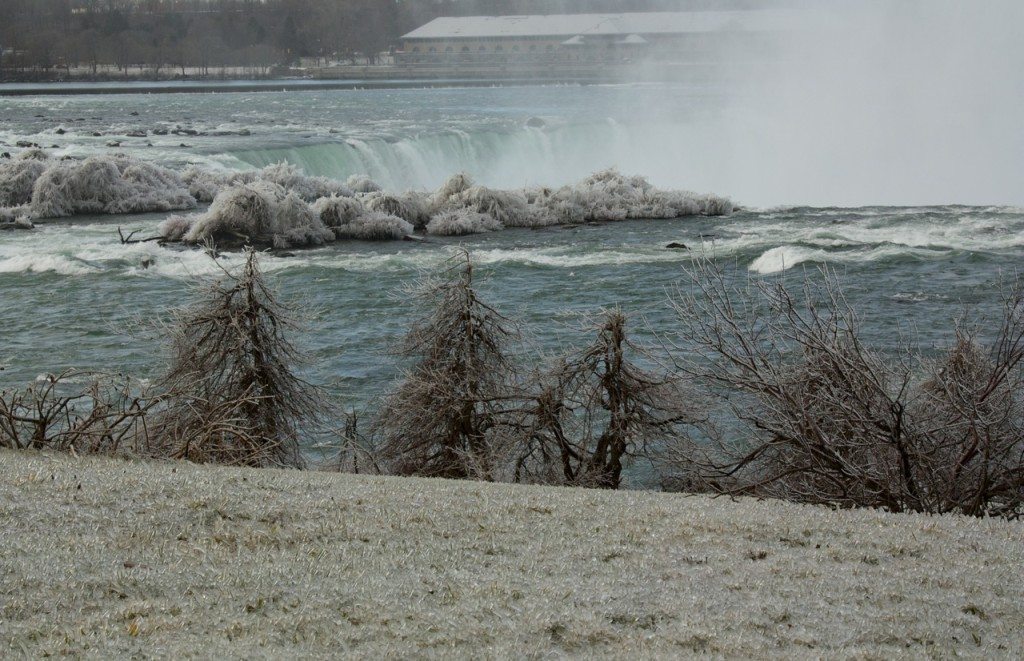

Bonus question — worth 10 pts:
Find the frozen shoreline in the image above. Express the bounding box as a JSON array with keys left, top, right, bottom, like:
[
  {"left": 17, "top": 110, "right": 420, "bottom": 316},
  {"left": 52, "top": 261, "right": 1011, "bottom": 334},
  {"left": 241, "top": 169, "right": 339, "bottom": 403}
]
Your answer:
[{"left": 2, "top": 450, "right": 1021, "bottom": 657}]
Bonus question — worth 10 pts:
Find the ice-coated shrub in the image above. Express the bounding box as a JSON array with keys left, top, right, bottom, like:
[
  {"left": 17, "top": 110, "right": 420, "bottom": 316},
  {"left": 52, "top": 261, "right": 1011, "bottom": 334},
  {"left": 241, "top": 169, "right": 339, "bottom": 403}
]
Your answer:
[
  {"left": 272, "top": 192, "right": 335, "bottom": 249},
  {"left": 426, "top": 209, "right": 503, "bottom": 236},
  {"left": 182, "top": 166, "right": 256, "bottom": 203},
  {"left": 454, "top": 186, "right": 535, "bottom": 227},
  {"left": 257, "top": 162, "right": 351, "bottom": 201},
  {"left": 29, "top": 155, "right": 196, "bottom": 219},
  {"left": 346, "top": 174, "right": 381, "bottom": 194},
  {"left": 364, "top": 191, "right": 431, "bottom": 229},
  {"left": 181, "top": 181, "right": 334, "bottom": 248},
  {"left": 0, "top": 157, "right": 48, "bottom": 206},
  {"left": 16, "top": 148, "right": 50, "bottom": 162},
  {"left": 697, "top": 193, "right": 734, "bottom": 217},
  {"left": 335, "top": 211, "right": 413, "bottom": 241},
  {"left": 158, "top": 214, "right": 193, "bottom": 242},
  {"left": 428, "top": 172, "right": 474, "bottom": 211},
  {"left": 312, "top": 194, "right": 365, "bottom": 228}
]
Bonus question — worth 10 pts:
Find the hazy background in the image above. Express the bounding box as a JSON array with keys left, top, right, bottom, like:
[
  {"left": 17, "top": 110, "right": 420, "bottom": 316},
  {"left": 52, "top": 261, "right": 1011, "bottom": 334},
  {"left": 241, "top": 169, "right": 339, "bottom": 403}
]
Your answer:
[{"left": 1, "top": 0, "right": 1021, "bottom": 206}]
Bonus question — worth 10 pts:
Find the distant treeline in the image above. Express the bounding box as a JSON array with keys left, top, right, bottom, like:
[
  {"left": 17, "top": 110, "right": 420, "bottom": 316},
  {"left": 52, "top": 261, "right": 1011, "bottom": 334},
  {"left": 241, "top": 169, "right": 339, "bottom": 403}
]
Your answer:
[{"left": 0, "top": 0, "right": 784, "bottom": 78}]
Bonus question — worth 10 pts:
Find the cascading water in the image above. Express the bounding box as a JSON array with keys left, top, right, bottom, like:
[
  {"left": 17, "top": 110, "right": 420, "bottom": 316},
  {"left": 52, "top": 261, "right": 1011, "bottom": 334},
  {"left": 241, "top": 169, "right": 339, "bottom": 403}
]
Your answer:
[{"left": 221, "top": 121, "right": 684, "bottom": 192}]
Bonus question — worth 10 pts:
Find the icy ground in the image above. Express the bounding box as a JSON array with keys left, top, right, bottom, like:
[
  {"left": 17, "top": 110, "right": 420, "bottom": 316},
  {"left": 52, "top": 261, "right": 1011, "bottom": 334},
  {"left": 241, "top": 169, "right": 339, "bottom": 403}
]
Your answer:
[{"left": 1, "top": 450, "right": 1021, "bottom": 658}]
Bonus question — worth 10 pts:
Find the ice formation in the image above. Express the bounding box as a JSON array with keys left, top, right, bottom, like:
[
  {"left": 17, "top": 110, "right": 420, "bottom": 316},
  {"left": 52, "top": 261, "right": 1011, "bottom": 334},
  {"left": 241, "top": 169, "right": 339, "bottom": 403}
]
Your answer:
[
  {"left": 182, "top": 162, "right": 352, "bottom": 203},
  {"left": 0, "top": 156, "right": 48, "bottom": 207},
  {"left": 346, "top": 174, "right": 382, "bottom": 194},
  {"left": 312, "top": 195, "right": 365, "bottom": 229},
  {"left": 172, "top": 164, "right": 733, "bottom": 250},
  {"left": 362, "top": 192, "right": 431, "bottom": 229},
  {"left": 0, "top": 153, "right": 197, "bottom": 219},
  {"left": 0, "top": 148, "right": 733, "bottom": 249},
  {"left": 333, "top": 211, "right": 414, "bottom": 241},
  {"left": 256, "top": 162, "right": 352, "bottom": 201},
  {"left": 169, "top": 182, "right": 334, "bottom": 249},
  {"left": 426, "top": 209, "right": 504, "bottom": 236}
]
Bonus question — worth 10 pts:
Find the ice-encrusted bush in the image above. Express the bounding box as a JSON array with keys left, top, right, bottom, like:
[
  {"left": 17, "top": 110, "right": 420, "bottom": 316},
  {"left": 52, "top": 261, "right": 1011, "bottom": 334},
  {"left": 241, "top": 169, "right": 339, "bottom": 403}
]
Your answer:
[
  {"left": 428, "top": 172, "right": 474, "bottom": 211},
  {"left": 426, "top": 209, "right": 503, "bottom": 236},
  {"left": 312, "top": 194, "right": 365, "bottom": 228},
  {"left": 183, "top": 163, "right": 351, "bottom": 204},
  {"left": 16, "top": 148, "right": 50, "bottom": 162},
  {"left": 28, "top": 155, "right": 196, "bottom": 219},
  {"left": 363, "top": 191, "right": 431, "bottom": 229},
  {"left": 182, "top": 166, "right": 256, "bottom": 203},
  {"left": 158, "top": 215, "right": 193, "bottom": 242},
  {"left": 346, "top": 174, "right": 381, "bottom": 194},
  {"left": 698, "top": 193, "right": 735, "bottom": 217},
  {"left": 334, "top": 211, "right": 413, "bottom": 241},
  {"left": 0, "top": 157, "right": 48, "bottom": 207},
  {"left": 179, "top": 181, "right": 334, "bottom": 249},
  {"left": 533, "top": 169, "right": 733, "bottom": 223},
  {"left": 258, "top": 162, "right": 352, "bottom": 201},
  {"left": 453, "top": 186, "right": 538, "bottom": 228}
]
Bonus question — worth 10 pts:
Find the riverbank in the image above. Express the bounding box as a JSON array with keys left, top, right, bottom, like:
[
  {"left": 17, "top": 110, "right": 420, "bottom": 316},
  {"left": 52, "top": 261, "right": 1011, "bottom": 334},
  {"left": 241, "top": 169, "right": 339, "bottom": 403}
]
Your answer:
[{"left": 2, "top": 450, "right": 1021, "bottom": 657}]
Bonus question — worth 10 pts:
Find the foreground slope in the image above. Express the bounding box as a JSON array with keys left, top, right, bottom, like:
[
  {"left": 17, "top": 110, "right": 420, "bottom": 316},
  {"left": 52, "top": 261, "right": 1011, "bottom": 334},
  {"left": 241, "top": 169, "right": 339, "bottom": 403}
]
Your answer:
[{"left": 1, "top": 451, "right": 1021, "bottom": 658}]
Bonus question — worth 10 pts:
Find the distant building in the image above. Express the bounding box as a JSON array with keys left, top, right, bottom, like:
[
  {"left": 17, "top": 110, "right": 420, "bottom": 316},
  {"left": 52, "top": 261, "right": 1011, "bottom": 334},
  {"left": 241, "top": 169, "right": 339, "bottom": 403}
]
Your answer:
[{"left": 395, "top": 11, "right": 793, "bottom": 67}]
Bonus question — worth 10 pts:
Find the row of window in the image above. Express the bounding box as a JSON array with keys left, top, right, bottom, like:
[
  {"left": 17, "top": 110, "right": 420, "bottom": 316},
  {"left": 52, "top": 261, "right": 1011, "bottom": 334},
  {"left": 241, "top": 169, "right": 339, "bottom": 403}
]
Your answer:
[
  {"left": 413, "top": 44, "right": 559, "bottom": 54},
  {"left": 401, "top": 53, "right": 637, "bottom": 64}
]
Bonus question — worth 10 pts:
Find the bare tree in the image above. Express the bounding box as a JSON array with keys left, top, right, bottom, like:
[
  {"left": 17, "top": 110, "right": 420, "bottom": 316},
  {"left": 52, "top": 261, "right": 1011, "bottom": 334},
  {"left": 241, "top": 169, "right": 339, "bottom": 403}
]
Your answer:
[
  {"left": 664, "top": 257, "right": 1024, "bottom": 518},
  {"left": 375, "top": 251, "right": 518, "bottom": 481},
  {"left": 514, "top": 310, "right": 700, "bottom": 489},
  {"left": 149, "top": 250, "right": 324, "bottom": 468}
]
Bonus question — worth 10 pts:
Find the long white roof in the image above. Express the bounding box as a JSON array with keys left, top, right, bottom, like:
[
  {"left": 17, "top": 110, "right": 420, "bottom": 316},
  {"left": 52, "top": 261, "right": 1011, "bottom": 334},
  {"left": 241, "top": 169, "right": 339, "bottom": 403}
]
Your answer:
[{"left": 401, "top": 11, "right": 795, "bottom": 40}]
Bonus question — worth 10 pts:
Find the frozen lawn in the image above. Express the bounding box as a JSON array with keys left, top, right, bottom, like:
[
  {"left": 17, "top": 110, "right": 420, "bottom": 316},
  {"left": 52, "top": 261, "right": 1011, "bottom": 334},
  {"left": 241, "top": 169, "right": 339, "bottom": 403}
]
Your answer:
[{"left": 1, "top": 450, "right": 1021, "bottom": 658}]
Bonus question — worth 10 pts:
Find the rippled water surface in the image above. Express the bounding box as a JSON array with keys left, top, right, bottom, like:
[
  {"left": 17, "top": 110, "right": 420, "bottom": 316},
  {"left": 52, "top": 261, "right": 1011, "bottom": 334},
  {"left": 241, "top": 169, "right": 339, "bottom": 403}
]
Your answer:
[{"left": 2, "top": 84, "right": 1022, "bottom": 460}]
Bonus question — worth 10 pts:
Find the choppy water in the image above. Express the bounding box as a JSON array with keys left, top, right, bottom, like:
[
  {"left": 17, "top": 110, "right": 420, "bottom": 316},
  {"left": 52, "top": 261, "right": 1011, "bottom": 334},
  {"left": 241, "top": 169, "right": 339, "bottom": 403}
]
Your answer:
[{"left": 1, "top": 83, "right": 1022, "bottom": 458}]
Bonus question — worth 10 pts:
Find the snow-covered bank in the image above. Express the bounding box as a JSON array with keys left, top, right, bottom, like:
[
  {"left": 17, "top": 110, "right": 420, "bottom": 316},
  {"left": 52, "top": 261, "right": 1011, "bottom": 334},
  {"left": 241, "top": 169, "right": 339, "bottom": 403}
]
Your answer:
[{"left": 2, "top": 450, "right": 1021, "bottom": 658}]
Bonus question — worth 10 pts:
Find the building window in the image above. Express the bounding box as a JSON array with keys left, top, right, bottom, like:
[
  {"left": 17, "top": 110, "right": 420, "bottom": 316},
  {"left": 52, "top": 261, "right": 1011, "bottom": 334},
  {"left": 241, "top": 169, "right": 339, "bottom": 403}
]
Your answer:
[
  {"left": 428, "top": 47, "right": 436, "bottom": 53},
  {"left": 512, "top": 45, "right": 520, "bottom": 52},
  {"left": 479, "top": 46, "right": 487, "bottom": 52},
  {"left": 445, "top": 46, "right": 453, "bottom": 53},
  {"left": 412, "top": 47, "right": 420, "bottom": 53},
  {"left": 495, "top": 45, "right": 503, "bottom": 52},
  {"left": 529, "top": 45, "right": 537, "bottom": 52},
  {"left": 462, "top": 46, "right": 470, "bottom": 52}
]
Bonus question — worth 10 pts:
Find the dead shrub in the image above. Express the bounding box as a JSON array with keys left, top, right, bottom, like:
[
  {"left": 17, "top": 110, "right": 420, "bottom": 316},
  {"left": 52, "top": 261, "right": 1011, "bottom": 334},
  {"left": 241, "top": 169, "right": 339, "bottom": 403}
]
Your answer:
[
  {"left": 0, "top": 370, "right": 151, "bottom": 455},
  {"left": 375, "top": 251, "right": 518, "bottom": 481},
  {"left": 148, "top": 250, "right": 325, "bottom": 468},
  {"left": 514, "top": 310, "right": 701, "bottom": 489},
  {"left": 665, "top": 258, "right": 1024, "bottom": 517}
]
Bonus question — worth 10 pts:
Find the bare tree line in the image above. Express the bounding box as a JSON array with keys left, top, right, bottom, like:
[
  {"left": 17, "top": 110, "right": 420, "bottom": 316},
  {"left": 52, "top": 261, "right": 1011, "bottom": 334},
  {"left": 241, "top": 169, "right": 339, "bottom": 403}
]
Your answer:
[{"left": 2, "top": 249, "right": 1021, "bottom": 519}]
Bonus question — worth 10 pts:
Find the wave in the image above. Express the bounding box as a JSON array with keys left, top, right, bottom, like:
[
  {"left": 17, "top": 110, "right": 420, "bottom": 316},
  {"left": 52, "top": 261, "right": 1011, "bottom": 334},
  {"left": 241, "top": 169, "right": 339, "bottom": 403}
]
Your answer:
[
  {"left": 0, "top": 253, "right": 98, "bottom": 275},
  {"left": 747, "top": 244, "right": 954, "bottom": 275}
]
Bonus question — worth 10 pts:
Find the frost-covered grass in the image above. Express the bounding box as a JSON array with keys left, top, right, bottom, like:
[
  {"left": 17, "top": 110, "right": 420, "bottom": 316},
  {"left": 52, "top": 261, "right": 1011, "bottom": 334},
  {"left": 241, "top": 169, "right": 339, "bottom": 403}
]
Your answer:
[{"left": 1, "top": 450, "right": 1021, "bottom": 658}]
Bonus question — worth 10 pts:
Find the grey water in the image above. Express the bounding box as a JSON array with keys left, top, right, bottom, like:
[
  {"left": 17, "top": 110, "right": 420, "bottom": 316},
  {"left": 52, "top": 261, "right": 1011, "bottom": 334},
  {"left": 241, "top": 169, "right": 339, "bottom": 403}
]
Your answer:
[{"left": 2, "top": 82, "right": 1023, "bottom": 485}]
